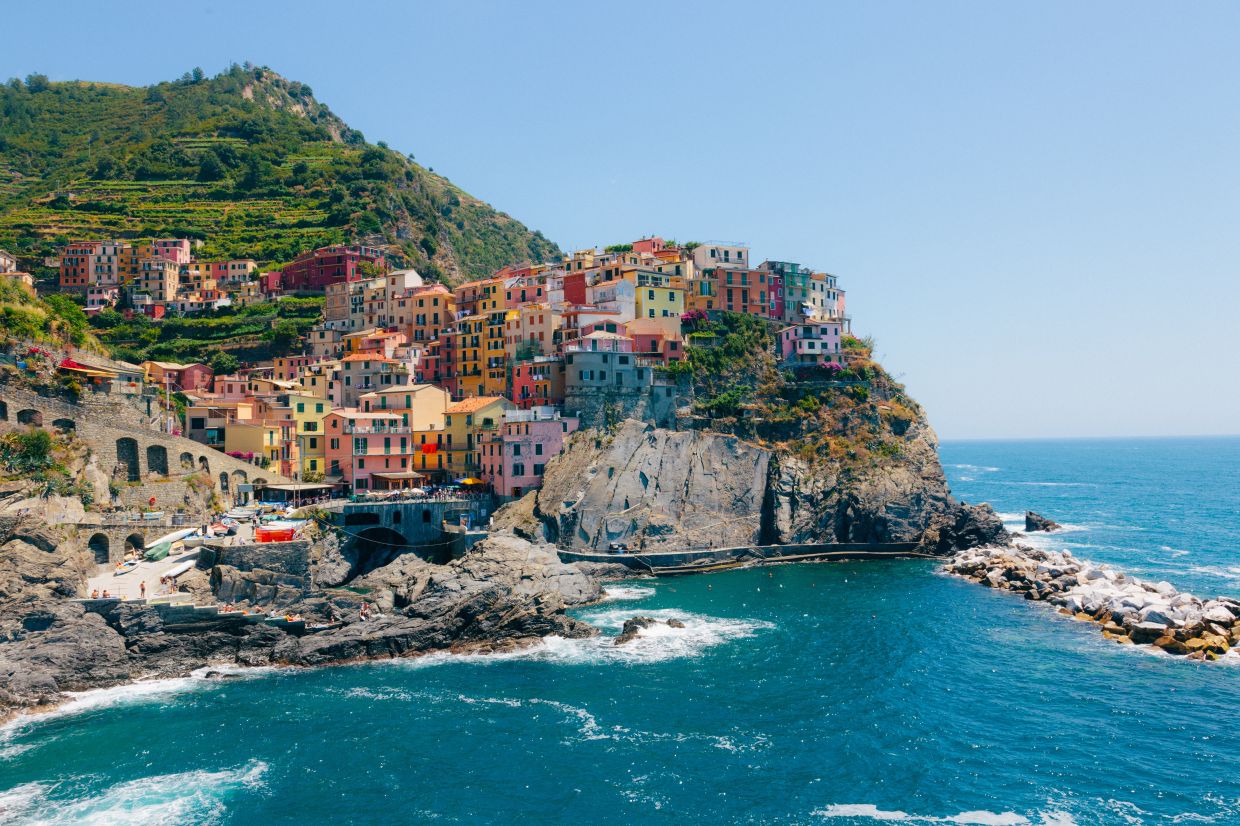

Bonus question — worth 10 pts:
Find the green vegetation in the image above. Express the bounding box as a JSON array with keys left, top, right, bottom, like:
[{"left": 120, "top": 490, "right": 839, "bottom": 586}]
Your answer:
[
  {"left": 90, "top": 295, "right": 324, "bottom": 363},
  {"left": 0, "top": 428, "right": 93, "bottom": 502},
  {"left": 0, "top": 277, "right": 104, "bottom": 350},
  {"left": 0, "top": 65, "right": 560, "bottom": 281},
  {"left": 672, "top": 313, "right": 922, "bottom": 472}
]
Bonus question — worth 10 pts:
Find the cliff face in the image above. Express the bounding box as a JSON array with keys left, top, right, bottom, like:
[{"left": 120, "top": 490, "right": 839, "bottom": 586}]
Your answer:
[{"left": 496, "top": 415, "right": 1003, "bottom": 554}]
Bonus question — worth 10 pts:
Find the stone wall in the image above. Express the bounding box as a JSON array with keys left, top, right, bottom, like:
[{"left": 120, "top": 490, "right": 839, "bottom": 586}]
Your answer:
[
  {"left": 0, "top": 384, "right": 288, "bottom": 514},
  {"left": 564, "top": 380, "right": 681, "bottom": 430}
]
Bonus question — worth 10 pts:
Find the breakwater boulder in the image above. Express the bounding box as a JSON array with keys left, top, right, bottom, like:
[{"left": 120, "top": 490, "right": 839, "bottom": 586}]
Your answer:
[
  {"left": 946, "top": 545, "right": 1240, "bottom": 660},
  {"left": 1025, "top": 511, "right": 1062, "bottom": 532}
]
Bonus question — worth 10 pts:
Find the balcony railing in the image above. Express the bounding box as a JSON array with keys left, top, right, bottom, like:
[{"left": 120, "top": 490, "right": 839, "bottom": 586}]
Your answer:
[{"left": 345, "top": 425, "right": 412, "bottom": 434}]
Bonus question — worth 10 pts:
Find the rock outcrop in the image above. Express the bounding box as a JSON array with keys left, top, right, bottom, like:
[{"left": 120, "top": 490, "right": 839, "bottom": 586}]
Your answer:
[
  {"left": 946, "top": 544, "right": 1240, "bottom": 660},
  {"left": 0, "top": 523, "right": 601, "bottom": 720},
  {"left": 500, "top": 418, "right": 1001, "bottom": 554},
  {"left": 1025, "top": 511, "right": 1062, "bottom": 533}
]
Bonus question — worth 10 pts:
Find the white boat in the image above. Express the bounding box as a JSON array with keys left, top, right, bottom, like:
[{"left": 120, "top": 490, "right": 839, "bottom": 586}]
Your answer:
[
  {"left": 145, "top": 528, "right": 197, "bottom": 550},
  {"left": 113, "top": 559, "right": 141, "bottom": 576},
  {"left": 164, "top": 557, "right": 199, "bottom": 579}
]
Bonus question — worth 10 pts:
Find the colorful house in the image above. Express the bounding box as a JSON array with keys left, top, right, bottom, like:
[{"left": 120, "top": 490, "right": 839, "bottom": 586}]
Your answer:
[
  {"left": 778, "top": 319, "right": 844, "bottom": 366},
  {"left": 479, "top": 407, "right": 579, "bottom": 498}
]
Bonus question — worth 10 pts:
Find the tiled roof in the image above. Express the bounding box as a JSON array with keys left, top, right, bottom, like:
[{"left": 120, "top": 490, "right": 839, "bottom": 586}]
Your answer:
[{"left": 445, "top": 396, "right": 505, "bottom": 414}]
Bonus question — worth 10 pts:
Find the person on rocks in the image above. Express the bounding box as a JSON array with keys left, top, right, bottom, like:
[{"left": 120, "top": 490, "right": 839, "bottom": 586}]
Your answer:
[
  {"left": 91, "top": 589, "right": 99, "bottom": 599},
  {"left": 102, "top": 590, "right": 110, "bottom": 599},
  {"left": 139, "top": 581, "right": 146, "bottom": 598}
]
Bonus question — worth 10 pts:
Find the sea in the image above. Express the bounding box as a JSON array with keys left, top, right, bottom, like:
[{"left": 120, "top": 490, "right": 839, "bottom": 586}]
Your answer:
[{"left": 1, "top": 436, "right": 1238, "bottom": 825}]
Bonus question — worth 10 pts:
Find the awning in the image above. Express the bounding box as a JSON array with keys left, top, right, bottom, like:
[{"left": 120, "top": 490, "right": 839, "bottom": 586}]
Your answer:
[
  {"left": 456, "top": 477, "right": 485, "bottom": 485},
  {"left": 371, "top": 471, "right": 427, "bottom": 481}
]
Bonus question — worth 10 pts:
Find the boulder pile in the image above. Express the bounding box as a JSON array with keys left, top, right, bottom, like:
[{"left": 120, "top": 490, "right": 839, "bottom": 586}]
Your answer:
[{"left": 946, "top": 545, "right": 1240, "bottom": 660}]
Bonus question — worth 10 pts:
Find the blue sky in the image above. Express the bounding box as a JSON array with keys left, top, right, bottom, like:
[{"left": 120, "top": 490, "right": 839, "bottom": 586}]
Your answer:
[{"left": 4, "top": 1, "right": 1238, "bottom": 439}]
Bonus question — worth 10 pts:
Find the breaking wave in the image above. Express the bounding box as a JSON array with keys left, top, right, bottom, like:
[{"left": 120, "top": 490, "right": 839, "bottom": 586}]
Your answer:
[
  {"left": 0, "top": 760, "right": 268, "bottom": 825},
  {"left": 600, "top": 585, "right": 657, "bottom": 602}
]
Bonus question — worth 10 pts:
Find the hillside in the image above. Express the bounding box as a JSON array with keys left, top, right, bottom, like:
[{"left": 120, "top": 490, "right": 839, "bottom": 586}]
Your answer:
[{"left": 0, "top": 65, "right": 560, "bottom": 282}]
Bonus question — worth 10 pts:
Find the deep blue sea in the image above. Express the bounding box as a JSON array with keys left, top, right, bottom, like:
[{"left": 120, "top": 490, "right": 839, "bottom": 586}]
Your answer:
[{"left": 2, "top": 437, "right": 1239, "bottom": 825}]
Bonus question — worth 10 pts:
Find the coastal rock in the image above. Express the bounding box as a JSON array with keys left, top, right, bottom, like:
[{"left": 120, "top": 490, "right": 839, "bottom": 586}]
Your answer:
[
  {"left": 0, "top": 522, "right": 603, "bottom": 717},
  {"left": 500, "top": 417, "right": 1003, "bottom": 556},
  {"left": 614, "top": 616, "right": 657, "bottom": 646},
  {"left": 1024, "top": 511, "right": 1062, "bottom": 533}
]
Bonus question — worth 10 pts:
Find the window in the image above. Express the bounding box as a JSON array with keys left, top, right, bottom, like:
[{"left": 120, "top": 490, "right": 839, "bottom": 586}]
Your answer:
[
  {"left": 513, "top": 463, "right": 525, "bottom": 476},
  {"left": 296, "top": 403, "right": 304, "bottom": 413},
  {"left": 534, "top": 463, "right": 545, "bottom": 475},
  {"left": 513, "top": 444, "right": 522, "bottom": 456},
  {"left": 535, "top": 443, "right": 543, "bottom": 455}
]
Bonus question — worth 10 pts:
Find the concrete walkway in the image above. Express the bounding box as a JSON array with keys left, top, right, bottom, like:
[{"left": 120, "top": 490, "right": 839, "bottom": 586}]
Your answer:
[{"left": 88, "top": 548, "right": 202, "bottom": 600}]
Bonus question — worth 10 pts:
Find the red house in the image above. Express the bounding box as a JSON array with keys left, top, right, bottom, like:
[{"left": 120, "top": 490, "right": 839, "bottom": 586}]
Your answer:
[{"left": 280, "top": 245, "right": 387, "bottom": 292}]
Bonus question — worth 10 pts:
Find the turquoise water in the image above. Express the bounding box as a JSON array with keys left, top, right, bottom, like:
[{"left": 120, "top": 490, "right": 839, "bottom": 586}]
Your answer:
[{"left": 2, "top": 437, "right": 1238, "bottom": 825}]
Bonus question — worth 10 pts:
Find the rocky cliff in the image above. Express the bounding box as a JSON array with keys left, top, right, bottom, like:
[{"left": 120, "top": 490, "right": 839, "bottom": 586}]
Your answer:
[
  {"left": 494, "top": 416, "right": 1005, "bottom": 554},
  {"left": 0, "top": 510, "right": 599, "bottom": 720}
]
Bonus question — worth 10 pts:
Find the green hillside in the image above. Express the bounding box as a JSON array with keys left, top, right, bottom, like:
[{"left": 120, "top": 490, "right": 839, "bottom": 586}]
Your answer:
[{"left": 0, "top": 65, "right": 560, "bottom": 282}]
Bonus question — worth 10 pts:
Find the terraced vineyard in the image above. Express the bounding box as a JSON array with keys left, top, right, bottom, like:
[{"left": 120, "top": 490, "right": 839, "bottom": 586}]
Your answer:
[{"left": 0, "top": 65, "right": 560, "bottom": 280}]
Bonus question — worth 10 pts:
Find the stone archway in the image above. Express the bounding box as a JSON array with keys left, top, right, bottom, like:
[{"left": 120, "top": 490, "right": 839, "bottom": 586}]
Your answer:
[
  {"left": 180, "top": 451, "right": 195, "bottom": 471},
  {"left": 198, "top": 455, "right": 210, "bottom": 473},
  {"left": 146, "top": 444, "right": 169, "bottom": 477},
  {"left": 231, "top": 469, "right": 248, "bottom": 484},
  {"left": 342, "top": 526, "right": 410, "bottom": 582},
  {"left": 16, "top": 409, "right": 42, "bottom": 426},
  {"left": 116, "top": 437, "right": 140, "bottom": 482},
  {"left": 0, "top": 400, "right": 7, "bottom": 420},
  {"left": 124, "top": 533, "right": 144, "bottom": 555},
  {"left": 219, "top": 472, "right": 230, "bottom": 492},
  {"left": 52, "top": 418, "right": 75, "bottom": 433},
  {"left": 88, "top": 532, "right": 110, "bottom": 565}
]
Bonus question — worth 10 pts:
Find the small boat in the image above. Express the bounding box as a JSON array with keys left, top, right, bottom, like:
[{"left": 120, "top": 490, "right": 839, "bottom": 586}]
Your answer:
[
  {"left": 113, "top": 559, "right": 141, "bottom": 575},
  {"left": 145, "top": 528, "right": 197, "bottom": 550},
  {"left": 144, "top": 541, "right": 172, "bottom": 561},
  {"left": 181, "top": 534, "right": 209, "bottom": 548},
  {"left": 164, "top": 557, "right": 198, "bottom": 579}
]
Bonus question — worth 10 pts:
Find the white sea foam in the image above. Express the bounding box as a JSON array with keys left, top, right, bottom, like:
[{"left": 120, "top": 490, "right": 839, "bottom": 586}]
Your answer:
[
  {"left": 812, "top": 804, "right": 1046, "bottom": 825},
  {"left": 600, "top": 585, "right": 657, "bottom": 602},
  {"left": 948, "top": 464, "right": 1001, "bottom": 473},
  {"left": 0, "top": 760, "right": 267, "bottom": 826},
  {"left": 0, "top": 665, "right": 283, "bottom": 742},
  {"left": 391, "top": 608, "right": 774, "bottom": 668}
]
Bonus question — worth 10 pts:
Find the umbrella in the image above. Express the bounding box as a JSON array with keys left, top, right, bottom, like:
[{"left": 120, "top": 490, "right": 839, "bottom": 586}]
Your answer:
[{"left": 458, "top": 477, "right": 485, "bottom": 486}]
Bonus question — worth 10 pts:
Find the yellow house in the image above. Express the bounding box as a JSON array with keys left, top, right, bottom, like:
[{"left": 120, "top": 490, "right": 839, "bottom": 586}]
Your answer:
[
  {"left": 284, "top": 393, "right": 331, "bottom": 478},
  {"left": 444, "top": 396, "right": 513, "bottom": 476},
  {"left": 627, "top": 269, "right": 685, "bottom": 320},
  {"left": 224, "top": 421, "right": 283, "bottom": 468},
  {"left": 359, "top": 384, "right": 449, "bottom": 429},
  {"left": 454, "top": 314, "right": 485, "bottom": 399}
]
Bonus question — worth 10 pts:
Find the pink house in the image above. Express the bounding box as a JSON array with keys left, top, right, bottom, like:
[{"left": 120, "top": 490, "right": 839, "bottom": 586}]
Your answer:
[
  {"left": 213, "top": 374, "right": 250, "bottom": 399},
  {"left": 624, "top": 318, "right": 685, "bottom": 364},
  {"left": 778, "top": 320, "right": 843, "bottom": 366},
  {"left": 325, "top": 409, "right": 421, "bottom": 491},
  {"left": 480, "top": 408, "right": 579, "bottom": 498},
  {"left": 152, "top": 239, "right": 193, "bottom": 265}
]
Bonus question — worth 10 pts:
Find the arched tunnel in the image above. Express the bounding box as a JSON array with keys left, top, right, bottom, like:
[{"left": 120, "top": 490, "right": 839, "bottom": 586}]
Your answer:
[{"left": 338, "top": 524, "right": 455, "bottom": 583}]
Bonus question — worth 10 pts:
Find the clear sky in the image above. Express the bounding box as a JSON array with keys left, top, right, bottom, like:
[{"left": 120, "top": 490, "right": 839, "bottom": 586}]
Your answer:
[{"left": 4, "top": 1, "right": 1238, "bottom": 439}]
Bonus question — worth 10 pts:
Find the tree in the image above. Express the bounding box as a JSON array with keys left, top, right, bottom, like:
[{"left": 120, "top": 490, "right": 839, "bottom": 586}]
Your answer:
[
  {"left": 198, "top": 153, "right": 226, "bottom": 182},
  {"left": 209, "top": 351, "right": 240, "bottom": 374},
  {"left": 90, "top": 308, "right": 124, "bottom": 329},
  {"left": 24, "top": 73, "right": 49, "bottom": 93}
]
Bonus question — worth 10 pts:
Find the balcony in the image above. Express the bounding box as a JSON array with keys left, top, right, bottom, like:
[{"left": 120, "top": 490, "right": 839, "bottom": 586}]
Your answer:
[{"left": 345, "top": 425, "right": 412, "bottom": 434}]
